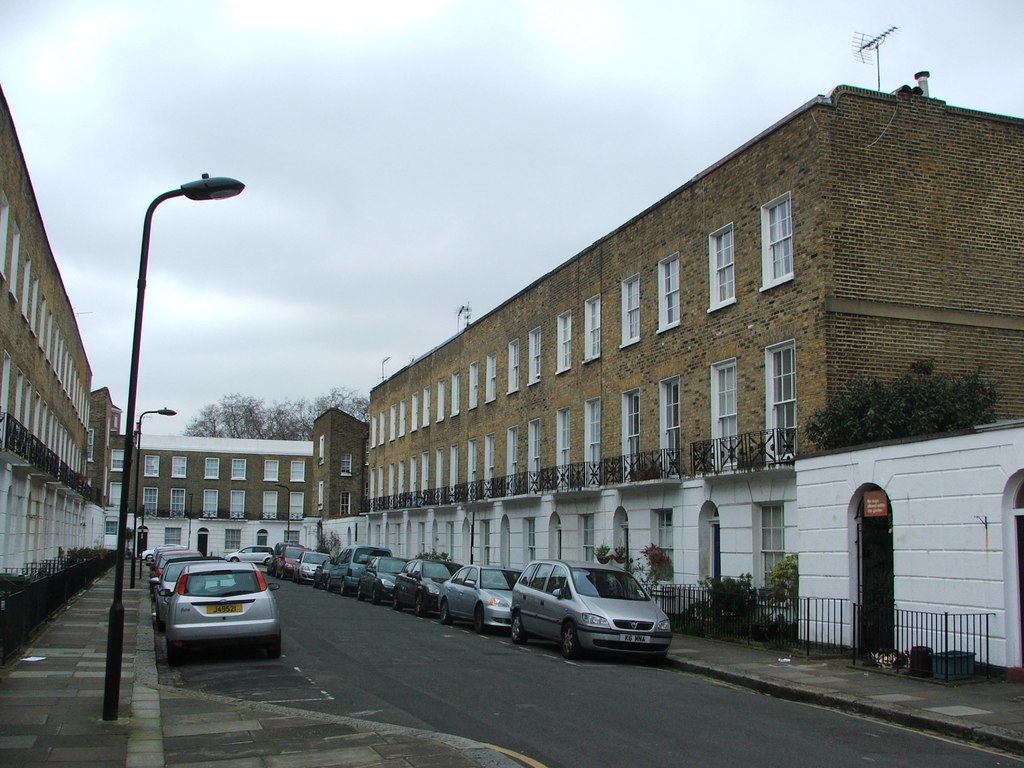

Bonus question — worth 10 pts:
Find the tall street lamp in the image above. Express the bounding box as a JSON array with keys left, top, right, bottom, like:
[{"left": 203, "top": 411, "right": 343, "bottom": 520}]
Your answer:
[
  {"left": 103, "top": 174, "right": 244, "bottom": 722},
  {"left": 275, "top": 483, "right": 292, "bottom": 543},
  {"left": 130, "top": 407, "right": 176, "bottom": 588}
]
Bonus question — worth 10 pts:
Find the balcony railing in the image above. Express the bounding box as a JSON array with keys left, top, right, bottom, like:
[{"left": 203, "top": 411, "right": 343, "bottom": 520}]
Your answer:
[
  {"left": 366, "top": 430, "right": 798, "bottom": 513},
  {"left": 144, "top": 507, "right": 309, "bottom": 521},
  {"left": 1, "top": 412, "right": 94, "bottom": 501}
]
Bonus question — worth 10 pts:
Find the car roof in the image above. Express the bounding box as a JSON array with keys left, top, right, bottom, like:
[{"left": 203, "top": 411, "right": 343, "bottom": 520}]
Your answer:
[
  {"left": 527, "top": 559, "right": 625, "bottom": 571},
  {"left": 181, "top": 561, "right": 259, "bottom": 575}
]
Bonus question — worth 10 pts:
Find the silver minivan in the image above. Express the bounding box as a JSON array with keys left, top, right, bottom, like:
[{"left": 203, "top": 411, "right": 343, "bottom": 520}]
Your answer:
[{"left": 510, "top": 559, "right": 672, "bottom": 661}]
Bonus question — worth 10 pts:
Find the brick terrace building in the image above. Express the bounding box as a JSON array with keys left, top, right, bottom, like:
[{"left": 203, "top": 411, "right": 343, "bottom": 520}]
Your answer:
[
  {"left": 312, "top": 408, "right": 368, "bottom": 529},
  {"left": 0, "top": 85, "right": 99, "bottom": 569},
  {"left": 360, "top": 80, "right": 1024, "bottom": 583}
]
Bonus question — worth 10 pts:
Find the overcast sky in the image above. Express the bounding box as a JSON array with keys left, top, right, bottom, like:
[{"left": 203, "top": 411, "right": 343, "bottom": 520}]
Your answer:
[{"left": 2, "top": 1, "right": 1021, "bottom": 434}]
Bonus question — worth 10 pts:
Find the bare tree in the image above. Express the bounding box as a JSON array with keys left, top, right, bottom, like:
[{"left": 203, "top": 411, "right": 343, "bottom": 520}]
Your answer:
[{"left": 184, "top": 387, "right": 368, "bottom": 440}]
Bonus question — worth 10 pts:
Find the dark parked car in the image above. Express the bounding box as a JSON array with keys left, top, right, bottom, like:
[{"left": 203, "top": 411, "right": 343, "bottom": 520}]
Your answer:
[
  {"left": 270, "top": 544, "right": 309, "bottom": 580},
  {"left": 392, "top": 559, "right": 462, "bottom": 616},
  {"left": 356, "top": 556, "right": 408, "bottom": 604},
  {"left": 312, "top": 560, "right": 332, "bottom": 590},
  {"left": 325, "top": 545, "right": 392, "bottom": 595}
]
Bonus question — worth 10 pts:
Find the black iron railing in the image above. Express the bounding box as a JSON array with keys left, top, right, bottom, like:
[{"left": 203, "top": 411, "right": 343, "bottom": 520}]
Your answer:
[
  {"left": 691, "top": 428, "right": 796, "bottom": 475},
  {"left": 1, "top": 412, "right": 94, "bottom": 500}
]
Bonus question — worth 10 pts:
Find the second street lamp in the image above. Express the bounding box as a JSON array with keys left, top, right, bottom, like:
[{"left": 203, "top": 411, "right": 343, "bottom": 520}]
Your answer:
[
  {"left": 102, "top": 174, "right": 244, "bottom": 723},
  {"left": 130, "top": 407, "right": 176, "bottom": 588}
]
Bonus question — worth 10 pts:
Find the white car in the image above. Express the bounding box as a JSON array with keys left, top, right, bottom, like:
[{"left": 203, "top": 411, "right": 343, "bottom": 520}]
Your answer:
[
  {"left": 161, "top": 561, "right": 282, "bottom": 666},
  {"left": 225, "top": 545, "right": 275, "bottom": 566}
]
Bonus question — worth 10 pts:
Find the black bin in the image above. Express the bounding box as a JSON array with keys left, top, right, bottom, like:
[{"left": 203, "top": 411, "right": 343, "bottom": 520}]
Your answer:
[{"left": 908, "top": 646, "right": 932, "bottom": 677}]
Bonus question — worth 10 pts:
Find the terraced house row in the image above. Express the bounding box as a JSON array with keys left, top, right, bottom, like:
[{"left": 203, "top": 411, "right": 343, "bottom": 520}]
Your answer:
[{"left": 359, "top": 77, "right": 1024, "bottom": 595}]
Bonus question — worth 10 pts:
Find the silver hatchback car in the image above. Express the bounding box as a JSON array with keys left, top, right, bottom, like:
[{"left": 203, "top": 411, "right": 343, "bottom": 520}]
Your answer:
[
  {"left": 161, "top": 561, "right": 282, "bottom": 666},
  {"left": 510, "top": 560, "right": 672, "bottom": 661}
]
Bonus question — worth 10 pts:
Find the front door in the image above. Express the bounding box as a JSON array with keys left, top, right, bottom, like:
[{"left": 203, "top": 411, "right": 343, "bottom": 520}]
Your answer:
[
  {"left": 197, "top": 529, "right": 209, "bottom": 556},
  {"left": 857, "top": 491, "right": 894, "bottom": 654}
]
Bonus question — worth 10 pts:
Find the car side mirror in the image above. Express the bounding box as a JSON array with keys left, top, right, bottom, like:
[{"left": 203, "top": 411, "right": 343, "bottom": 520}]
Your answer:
[
  {"left": 268, "top": 583, "right": 280, "bottom": 591},
  {"left": 149, "top": 577, "right": 159, "bottom": 586},
  {"left": 465, "top": 579, "right": 476, "bottom": 587},
  {"left": 158, "top": 588, "right": 172, "bottom": 597}
]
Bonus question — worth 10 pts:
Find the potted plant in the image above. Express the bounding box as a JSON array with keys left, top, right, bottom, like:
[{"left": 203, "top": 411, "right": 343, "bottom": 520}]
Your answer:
[
  {"left": 594, "top": 544, "right": 612, "bottom": 564},
  {"left": 612, "top": 546, "right": 628, "bottom": 564}
]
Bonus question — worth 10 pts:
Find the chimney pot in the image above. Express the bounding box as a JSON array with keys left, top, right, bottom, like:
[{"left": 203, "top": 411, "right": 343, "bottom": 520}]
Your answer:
[{"left": 914, "top": 71, "right": 930, "bottom": 97}]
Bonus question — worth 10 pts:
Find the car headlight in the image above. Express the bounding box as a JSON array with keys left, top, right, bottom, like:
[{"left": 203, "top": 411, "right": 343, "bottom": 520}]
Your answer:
[
  {"left": 657, "top": 619, "right": 671, "bottom": 631},
  {"left": 426, "top": 583, "right": 440, "bottom": 595},
  {"left": 579, "top": 613, "right": 609, "bottom": 627},
  {"left": 380, "top": 576, "right": 395, "bottom": 587},
  {"left": 486, "top": 597, "right": 509, "bottom": 608}
]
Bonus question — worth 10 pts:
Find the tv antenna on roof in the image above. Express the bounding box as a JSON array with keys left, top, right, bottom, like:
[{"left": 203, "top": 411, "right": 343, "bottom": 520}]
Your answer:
[
  {"left": 456, "top": 302, "right": 471, "bottom": 331},
  {"left": 852, "top": 26, "right": 898, "bottom": 91}
]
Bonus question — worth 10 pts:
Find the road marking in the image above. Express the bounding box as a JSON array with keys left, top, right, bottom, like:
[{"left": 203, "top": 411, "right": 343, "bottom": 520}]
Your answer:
[{"left": 481, "top": 742, "right": 550, "bottom": 768}]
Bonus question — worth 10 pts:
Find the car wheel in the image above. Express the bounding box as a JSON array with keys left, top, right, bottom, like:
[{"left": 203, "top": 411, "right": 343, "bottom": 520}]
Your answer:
[
  {"left": 391, "top": 592, "right": 402, "bottom": 611},
  {"left": 339, "top": 580, "right": 349, "bottom": 596},
  {"left": 229, "top": 557, "right": 240, "bottom": 562},
  {"left": 267, "top": 641, "right": 282, "bottom": 659},
  {"left": 510, "top": 611, "right": 528, "bottom": 645},
  {"left": 263, "top": 557, "right": 272, "bottom": 567},
  {"left": 439, "top": 598, "right": 453, "bottom": 625},
  {"left": 356, "top": 586, "right": 365, "bottom": 602},
  {"left": 561, "top": 621, "right": 583, "bottom": 660},
  {"left": 371, "top": 585, "right": 382, "bottom": 605},
  {"left": 473, "top": 604, "right": 486, "bottom": 634},
  {"left": 414, "top": 591, "right": 427, "bottom": 617},
  {"left": 166, "top": 642, "right": 184, "bottom": 667}
]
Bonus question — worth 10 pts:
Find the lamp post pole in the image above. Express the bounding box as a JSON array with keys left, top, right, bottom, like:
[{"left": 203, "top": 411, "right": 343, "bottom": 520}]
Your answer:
[
  {"left": 102, "top": 174, "right": 244, "bottom": 722},
  {"left": 130, "top": 407, "right": 176, "bottom": 588}
]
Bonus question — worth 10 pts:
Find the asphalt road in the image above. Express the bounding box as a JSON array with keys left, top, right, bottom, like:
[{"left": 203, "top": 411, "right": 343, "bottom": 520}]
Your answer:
[{"left": 160, "top": 577, "right": 1023, "bottom": 768}]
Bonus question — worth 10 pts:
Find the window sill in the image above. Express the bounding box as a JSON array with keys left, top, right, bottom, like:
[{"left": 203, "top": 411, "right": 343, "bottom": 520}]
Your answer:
[
  {"left": 582, "top": 354, "right": 601, "bottom": 365},
  {"left": 759, "top": 274, "right": 794, "bottom": 293},
  {"left": 657, "top": 321, "right": 680, "bottom": 335},
  {"left": 619, "top": 338, "right": 640, "bottom": 350},
  {"left": 555, "top": 366, "right": 571, "bottom": 376},
  {"left": 707, "top": 297, "right": 737, "bottom": 314}
]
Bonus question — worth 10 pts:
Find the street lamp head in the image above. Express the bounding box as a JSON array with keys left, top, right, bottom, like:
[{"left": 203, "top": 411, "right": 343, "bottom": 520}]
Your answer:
[
  {"left": 156, "top": 408, "right": 177, "bottom": 416},
  {"left": 179, "top": 173, "right": 245, "bottom": 201}
]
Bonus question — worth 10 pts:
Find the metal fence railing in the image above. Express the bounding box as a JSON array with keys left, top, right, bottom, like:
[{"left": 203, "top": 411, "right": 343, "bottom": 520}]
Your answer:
[
  {"left": 0, "top": 556, "right": 113, "bottom": 665},
  {"left": 650, "top": 583, "right": 849, "bottom": 655},
  {"left": 853, "top": 604, "right": 994, "bottom": 679}
]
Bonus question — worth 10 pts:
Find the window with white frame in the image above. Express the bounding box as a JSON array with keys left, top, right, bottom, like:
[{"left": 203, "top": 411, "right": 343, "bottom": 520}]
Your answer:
[
  {"left": 451, "top": 372, "right": 461, "bottom": 416},
  {"left": 262, "top": 489, "right": 278, "bottom": 520},
  {"left": 399, "top": 400, "right": 406, "bottom": 436},
  {"left": 170, "top": 488, "right": 185, "bottom": 516},
  {"left": 231, "top": 458, "right": 246, "bottom": 480},
  {"left": 485, "top": 353, "right": 496, "bottom": 402},
  {"left": 760, "top": 504, "right": 785, "bottom": 584},
  {"left": 767, "top": 341, "right": 797, "bottom": 435},
  {"left": 225, "top": 529, "right": 242, "bottom": 551},
  {"left": 142, "top": 486, "right": 158, "bottom": 513},
  {"left": 435, "top": 448, "right": 444, "bottom": 489},
  {"left": 508, "top": 339, "right": 520, "bottom": 393},
  {"left": 378, "top": 411, "right": 385, "bottom": 443},
  {"left": 0, "top": 192, "right": 8, "bottom": 282},
  {"left": 582, "top": 514, "right": 595, "bottom": 561},
  {"left": 318, "top": 480, "right": 324, "bottom": 509},
  {"left": 469, "top": 362, "right": 479, "bottom": 409},
  {"left": 422, "top": 386, "right": 431, "bottom": 426},
  {"left": 169, "top": 456, "right": 186, "bottom": 478},
  {"left": 484, "top": 433, "right": 495, "bottom": 482},
  {"left": 263, "top": 491, "right": 277, "bottom": 519},
  {"left": 109, "top": 481, "right": 122, "bottom": 507},
  {"left": 230, "top": 490, "right": 245, "bottom": 518},
  {"left": 318, "top": 434, "right": 326, "bottom": 462},
  {"left": 111, "top": 449, "right": 124, "bottom": 471},
  {"left": 410, "top": 456, "right": 418, "bottom": 493},
  {"left": 87, "top": 428, "right": 95, "bottom": 462},
  {"left": 389, "top": 404, "right": 397, "bottom": 440},
  {"left": 657, "top": 509, "right": 674, "bottom": 570},
  {"left": 340, "top": 453, "right": 353, "bottom": 475},
  {"left": 339, "top": 491, "right": 351, "bottom": 515},
  {"left": 420, "top": 451, "right": 429, "bottom": 491},
  {"left": 556, "top": 408, "right": 571, "bottom": 467},
  {"left": 290, "top": 460, "right": 305, "bottom": 482},
  {"left": 144, "top": 455, "right": 159, "bottom": 477},
  {"left": 8, "top": 223, "right": 19, "bottom": 299},
  {"left": 105, "top": 519, "right": 118, "bottom": 536},
  {"left": 622, "top": 389, "right": 640, "bottom": 457},
  {"left": 203, "top": 489, "right": 218, "bottom": 516},
  {"left": 584, "top": 295, "right": 601, "bottom": 361},
  {"left": 264, "top": 459, "right": 279, "bottom": 481},
  {"left": 164, "top": 528, "right": 181, "bottom": 546},
  {"left": 585, "top": 398, "right": 601, "bottom": 467},
  {"left": 621, "top": 274, "right": 640, "bottom": 346},
  {"left": 288, "top": 492, "right": 304, "bottom": 520},
  {"left": 449, "top": 444, "right": 459, "bottom": 487},
  {"left": 712, "top": 359, "right": 738, "bottom": 440},
  {"left": 660, "top": 377, "right": 681, "bottom": 457},
  {"left": 528, "top": 327, "right": 541, "bottom": 384},
  {"left": 467, "top": 438, "right": 477, "bottom": 483},
  {"left": 480, "top": 518, "right": 492, "bottom": 564},
  {"left": 506, "top": 426, "right": 518, "bottom": 477},
  {"left": 525, "top": 517, "right": 537, "bottom": 560},
  {"left": 437, "top": 380, "right": 446, "bottom": 421},
  {"left": 709, "top": 223, "right": 736, "bottom": 309},
  {"left": 557, "top": 311, "right": 572, "bottom": 373},
  {"left": 205, "top": 457, "right": 219, "bottom": 479},
  {"left": 528, "top": 419, "right": 540, "bottom": 473},
  {"left": 411, "top": 392, "right": 419, "bottom": 431},
  {"left": 761, "top": 192, "right": 793, "bottom": 289},
  {"left": 658, "top": 253, "right": 680, "bottom": 330}
]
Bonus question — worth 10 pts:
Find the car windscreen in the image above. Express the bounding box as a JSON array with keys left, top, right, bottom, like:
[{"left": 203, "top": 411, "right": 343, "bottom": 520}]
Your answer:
[
  {"left": 302, "top": 553, "right": 329, "bottom": 564},
  {"left": 571, "top": 567, "right": 649, "bottom": 601},
  {"left": 422, "top": 561, "right": 457, "bottom": 580},
  {"left": 162, "top": 560, "right": 208, "bottom": 584},
  {"left": 183, "top": 570, "right": 260, "bottom": 597},
  {"left": 480, "top": 569, "right": 519, "bottom": 590},
  {"left": 355, "top": 548, "right": 391, "bottom": 564},
  {"left": 284, "top": 547, "right": 305, "bottom": 558},
  {"left": 377, "top": 557, "right": 407, "bottom": 573}
]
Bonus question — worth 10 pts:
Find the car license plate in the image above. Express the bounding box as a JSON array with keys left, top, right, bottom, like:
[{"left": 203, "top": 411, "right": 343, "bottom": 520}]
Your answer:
[
  {"left": 206, "top": 604, "right": 242, "bottom": 615},
  {"left": 621, "top": 633, "right": 650, "bottom": 643}
]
